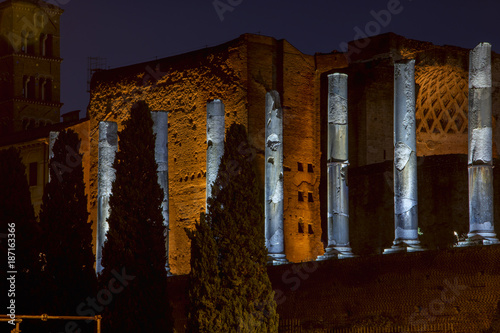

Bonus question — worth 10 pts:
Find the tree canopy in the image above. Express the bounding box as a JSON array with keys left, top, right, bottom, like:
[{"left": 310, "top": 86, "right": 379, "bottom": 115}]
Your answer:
[
  {"left": 100, "top": 101, "right": 172, "bottom": 332},
  {"left": 187, "top": 122, "right": 278, "bottom": 332}
]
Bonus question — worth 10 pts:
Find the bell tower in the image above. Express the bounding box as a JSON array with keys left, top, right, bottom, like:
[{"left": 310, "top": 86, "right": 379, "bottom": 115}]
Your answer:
[{"left": 0, "top": 0, "right": 63, "bottom": 135}]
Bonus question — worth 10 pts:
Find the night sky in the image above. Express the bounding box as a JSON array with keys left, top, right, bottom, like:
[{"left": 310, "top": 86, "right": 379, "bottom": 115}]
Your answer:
[{"left": 59, "top": 0, "right": 500, "bottom": 117}]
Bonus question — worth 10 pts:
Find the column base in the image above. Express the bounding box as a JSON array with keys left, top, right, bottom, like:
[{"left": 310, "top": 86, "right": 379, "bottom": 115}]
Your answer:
[
  {"left": 317, "top": 246, "right": 356, "bottom": 260},
  {"left": 95, "top": 259, "right": 103, "bottom": 276},
  {"left": 383, "top": 241, "right": 425, "bottom": 254},
  {"left": 455, "top": 233, "right": 499, "bottom": 247},
  {"left": 166, "top": 266, "right": 173, "bottom": 276},
  {"left": 267, "top": 253, "right": 288, "bottom": 265}
]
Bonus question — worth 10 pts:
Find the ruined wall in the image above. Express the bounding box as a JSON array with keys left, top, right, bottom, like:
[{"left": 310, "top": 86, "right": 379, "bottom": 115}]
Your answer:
[
  {"left": 88, "top": 32, "right": 500, "bottom": 274},
  {"left": 280, "top": 40, "right": 323, "bottom": 261},
  {"left": 88, "top": 38, "right": 248, "bottom": 274},
  {"left": 243, "top": 35, "right": 333, "bottom": 262},
  {"left": 88, "top": 34, "right": 344, "bottom": 272}
]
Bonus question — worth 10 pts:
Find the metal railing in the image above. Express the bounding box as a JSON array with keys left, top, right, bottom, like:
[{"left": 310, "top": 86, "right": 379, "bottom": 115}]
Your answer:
[{"left": 0, "top": 314, "right": 101, "bottom": 333}]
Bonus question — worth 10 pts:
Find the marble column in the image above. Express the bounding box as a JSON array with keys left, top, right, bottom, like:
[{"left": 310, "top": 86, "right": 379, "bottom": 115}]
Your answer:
[
  {"left": 384, "top": 59, "right": 423, "bottom": 254},
  {"left": 151, "top": 111, "right": 172, "bottom": 274},
  {"left": 265, "top": 91, "right": 287, "bottom": 264},
  {"left": 318, "top": 73, "right": 354, "bottom": 260},
  {"left": 462, "top": 43, "right": 498, "bottom": 245},
  {"left": 48, "top": 131, "right": 59, "bottom": 182},
  {"left": 206, "top": 99, "right": 225, "bottom": 208},
  {"left": 96, "top": 121, "right": 118, "bottom": 274}
]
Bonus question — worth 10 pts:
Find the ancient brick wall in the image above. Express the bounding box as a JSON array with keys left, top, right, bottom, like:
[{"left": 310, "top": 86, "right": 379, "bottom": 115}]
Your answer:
[
  {"left": 88, "top": 33, "right": 500, "bottom": 275},
  {"left": 166, "top": 245, "right": 500, "bottom": 332},
  {"left": 88, "top": 36, "right": 248, "bottom": 274},
  {"left": 88, "top": 34, "right": 344, "bottom": 272}
]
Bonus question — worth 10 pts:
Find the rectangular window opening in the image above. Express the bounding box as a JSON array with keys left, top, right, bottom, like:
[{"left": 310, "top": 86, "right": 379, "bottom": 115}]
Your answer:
[
  {"left": 297, "top": 162, "right": 303, "bottom": 172},
  {"left": 307, "top": 163, "right": 314, "bottom": 173},
  {"left": 298, "top": 191, "right": 304, "bottom": 202},
  {"left": 308, "top": 224, "right": 314, "bottom": 234},
  {"left": 308, "top": 192, "right": 314, "bottom": 202}
]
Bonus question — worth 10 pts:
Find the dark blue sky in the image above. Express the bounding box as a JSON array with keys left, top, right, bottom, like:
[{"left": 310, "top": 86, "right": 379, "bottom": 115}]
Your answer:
[{"left": 59, "top": 0, "right": 500, "bottom": 116}]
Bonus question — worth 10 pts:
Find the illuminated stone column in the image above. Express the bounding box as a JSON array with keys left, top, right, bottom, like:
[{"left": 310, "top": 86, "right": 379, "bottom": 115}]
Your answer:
[
  {"left": 318, "top": 73, "right": 354, "bottom": 260},
  {"left": 265, "top": 91, "right": 287, "bottom": 264},
  {"left": 96, "top": 121, "right": 118, "bottom": 274},
  {"left": 48, "top": 131, "right": 59, "bottom": 182},
  {"left": 206, "top": 99, "right": 225, "bottom": 208},
  {"left": 462, "top": 43, "right": 498, "bottom": 245},
  {"left": 384, "top": 59, "right": 423, "bottom": 254},
  {"left": 151, "top": 111, "right": 172, "bottom": 274}
]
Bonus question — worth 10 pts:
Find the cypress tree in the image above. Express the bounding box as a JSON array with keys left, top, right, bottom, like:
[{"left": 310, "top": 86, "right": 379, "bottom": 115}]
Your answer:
[
  {"left": 188, "top": 123, "right": 278, "bottom": 332},
  {"left": 186, "top": 213, "right": 222, "bottom": 332},
  {"left": 38, "top": 129, "right": 96, "bottom": 332},
  {"left": 99, "top": 101, "right": 172, "bottom": 332},
  {"left": 0, "top": 148, "right": 40, "bottom": 316}
]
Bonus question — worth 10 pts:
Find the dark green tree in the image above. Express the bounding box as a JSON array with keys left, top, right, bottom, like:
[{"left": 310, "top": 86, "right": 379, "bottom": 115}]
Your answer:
[
  {"left": 186, "top": 212, "right": 222, "bottom": 332},
  {"left": 188, "top": 123, "right": 278, "bottom": 332},
  {"left": 38, "top": 129, "right": 96, "bottom": 332},
  {"left": 0, "top": 148, "right": 40, "bottom": 316},
  {"left": 99, "top": 101, "right": 172, "bottom": 332}
]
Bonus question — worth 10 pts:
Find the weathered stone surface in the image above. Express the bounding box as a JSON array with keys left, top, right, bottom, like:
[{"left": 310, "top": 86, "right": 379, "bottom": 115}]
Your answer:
[
  {"left": 321, "top": 73, "right": 353, "bottom": 259},
  {"left": 466, "top": 43, "right": 498, "bottom": 244},
  {"left": 470, "top": 43, "right": 492, "bottom": 89},
  {"left": 151, "top": 111, "right": 171, "bottom": 273},
  {"left": 265, "top": 91, "right": 287, "bottom": 263},
  {"left": 206, "top": 99, "right": 225, "bottom": 206},
  {"left": 386, "top": 59, "right": 421, "bottom": 252},
  {"left": 96, "top": 121, "right": 118, "bottom": 274}
]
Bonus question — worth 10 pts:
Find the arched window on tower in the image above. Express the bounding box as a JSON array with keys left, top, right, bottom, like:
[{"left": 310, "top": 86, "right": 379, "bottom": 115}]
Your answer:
[
  {"left": 21, "top": 31, "right": 27, "bottom": 53},
  {"left": 23, "top": 76, "right": 36, "bottom": 99},
  {"left": 45, "top": 34, "right": 53, "bottom": 57},
  {"left": 40, "top": 78, "right": 46, "bottom": 100},
  {"left": 26, "top": 32, "right": 34, "bottom": 54},
  {"left": 23, "top": 76, "right": 28, "bottom": 98},
  {"left": 40, "top": 34, "right": 48, "bottom": 56}
]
